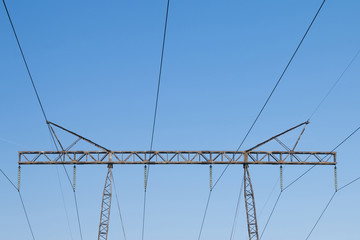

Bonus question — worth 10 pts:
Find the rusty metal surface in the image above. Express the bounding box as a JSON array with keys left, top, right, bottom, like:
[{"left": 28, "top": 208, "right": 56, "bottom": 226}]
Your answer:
[
  {"left": 245, "top": 121, "right": 309, "bottom": 152},
  {"left": 98, "top": 166, "right": 112, "bottom": 240},
  {"left": 244, "top": 165, "right": 259, "bottom": 240},
  {"left": 19, "top": 151, "right": 336, "bottom": 165},
  {"left": 47, "top": 121, "right": 111, "bottom": 152}
]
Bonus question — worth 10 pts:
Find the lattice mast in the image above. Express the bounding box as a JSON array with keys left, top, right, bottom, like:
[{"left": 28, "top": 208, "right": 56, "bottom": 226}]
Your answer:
[
  {"left": 98, "top": 164, "right": 113, "bottom": 240},
  {"left": 244, "top": 164, "right": 259, "bottom": 240}
]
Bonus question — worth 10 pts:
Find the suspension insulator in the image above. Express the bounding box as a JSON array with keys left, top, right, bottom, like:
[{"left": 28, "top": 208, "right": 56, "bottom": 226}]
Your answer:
[
  {"left": 18, "top": 165, "right": 21, "bottom": 191},
  {"left": 280, "top": 165, "right": 283, "bottom": 192},
  {"left": 334, "top": 166, "right": 338, "bottom": 192},
  {"left": 144, "top": 165, "right": 147, "bottom": 192},
  {"left": 73, "top": 165, "right": 76, "bottom": 191},
  {"left": 210, "top": 165, "right": 213, "bottom": 191}
]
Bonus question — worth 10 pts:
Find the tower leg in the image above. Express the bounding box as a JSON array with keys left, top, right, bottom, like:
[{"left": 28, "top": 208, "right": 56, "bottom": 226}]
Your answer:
[
  {"left": 98, "top": 165, "right": 113, "bottom": 240},
  {"left": 244, "top": 164, "right": 259, "bottom": 240}
]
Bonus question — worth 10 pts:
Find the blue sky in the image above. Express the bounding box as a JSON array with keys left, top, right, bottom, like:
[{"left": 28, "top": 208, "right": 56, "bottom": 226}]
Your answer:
[{"left": 1, "top": 0, "right": 360, "bottom": 239}]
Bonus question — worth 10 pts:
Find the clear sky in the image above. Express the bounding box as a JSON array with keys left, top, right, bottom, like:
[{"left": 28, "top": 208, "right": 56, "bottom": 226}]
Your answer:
[{"left": 1, "top": 0, "right": 360, "bottom": 239}]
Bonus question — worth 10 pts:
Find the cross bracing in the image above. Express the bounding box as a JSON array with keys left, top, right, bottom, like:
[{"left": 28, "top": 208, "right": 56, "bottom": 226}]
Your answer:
[{"left": 19, "top": 151, "right": 336, "bottom": 165}]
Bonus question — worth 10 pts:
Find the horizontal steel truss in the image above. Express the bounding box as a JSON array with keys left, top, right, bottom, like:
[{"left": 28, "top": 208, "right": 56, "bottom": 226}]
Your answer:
[{"left": 19, "top": 151, "right": 336, "bottom": 165}]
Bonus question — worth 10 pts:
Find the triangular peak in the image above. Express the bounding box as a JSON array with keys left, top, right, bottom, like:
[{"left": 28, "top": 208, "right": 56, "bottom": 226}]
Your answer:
[
  {"left": 246, "top": 121, "right": 309, "bottom": 152},
  {"left": 47, "top": 121, "right": 111, "bottom": 152}
]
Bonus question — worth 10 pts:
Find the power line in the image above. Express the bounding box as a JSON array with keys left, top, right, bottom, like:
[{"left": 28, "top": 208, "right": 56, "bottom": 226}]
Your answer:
[
  {"left": 305, "top": 192, "right": 336, "bottom": 240},
  {"left": 18, "top": 191, "right": 36, "bottom": 240},
  {"left": 235, "top": 0, "right": 326, "bottom": 152},
  {"left": 280, "top": 27, "right": 360, "bottom": 195},
  {"left": 142, "top": 1, "right": 170, "bottom": 240},
  {"left": 1, "top": 0, "right": 48, "bottom": 122},
  {"left": 0, "top": 168, "right": 36, "bottom": 239},
  {"left": 0, "top": 168, "right": 18, "bottom": 191},
  {"left": 260, "top": 124, "right": 360, "bottom": 238},
  {"left": 338, "top": 175, "right": 360, "bottom": 191},
  {"left": 149, "top": 0, "right": 170, "bottom": 155},
  {"left": 48, "top": 130, "right": 75, "bottom": 240},
  {"left": 212, "top": 0, "right": 327, "bottom": 191},
  {"left": 229, "top": 172, "right": 244, "bottom": 240},
  {"left": 2, "top": 2, "right": 82, "bottom": 234},
  {"left": 258, "top": 177, "right": 280, "bottom": 218},
  {"left": 305, "top": 174, "right": 360, "bottom": 239},
  {"left": 257, "top": 177, "right": 281, "bottom": 240},
  {"left": 283, "top": 165, "right": 316, "bottom": 191},
  {"left": 200, "top": 2, "right": 327, "bottom": 237},
  {"left": 73, "top": 190, "right": 83, "bottom": 240},
  {"left": 47, "top": 127, "right": 84, "bottom": 240},
  {"left": 51, "top": 127, "right": 82, "bottom": 240},
  {"left": 234, "top": 6, "right": 357, "bottom": 238},
  {"left": 56, "top": 167, "right": 74, "bottom": 240},
  {"left": 283, "top": 124, "right": 360, "bottom": 191},
  {"left": 2, "top": 0, "right": 60, "bottom": 152},
  {"left": 141, "top": 190, "right": 148, "bottom": 240},
  {"left": 197, "top": 190, "right": 212, "bottom": 240},
  {"left": 280, "top": 45, "right": 360, "bottom": 191},
  {"left": 309, "top": 47, "right": 360, "bottom": 120},
  {"left": 112, "top": 173, "right": 127, "bottom": 240},
  {"left": 260, "top": 191, "right": 282, "bottom": 239}
]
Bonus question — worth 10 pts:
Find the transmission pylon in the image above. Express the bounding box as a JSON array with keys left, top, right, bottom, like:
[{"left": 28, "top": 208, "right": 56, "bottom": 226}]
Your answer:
[
  {"left": 98, "top": 164, "right": 113, "bottom": 240},
  {"left": 18, "top": 121, "right": 337, "bottom": 240},
  {"left": 244, "top": 164, "right": 259, "bottom": 240}
]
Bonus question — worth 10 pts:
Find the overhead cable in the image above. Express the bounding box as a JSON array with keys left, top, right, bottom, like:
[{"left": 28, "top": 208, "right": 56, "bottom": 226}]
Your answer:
[
  {"left": 212, "top": 0, "right": 327, "bottom": 190},
  {"left": 284, "top": 124, "right": 360, "bottom": 191},
  {"left": 305, "top": 192, "right": 336, "bottom": 240},
  {"left": 1, "top": 0, "right": 60, "bottom": 151},
  {"left": 338, "top": 175, "right": 360, "bottom": 191},
  {"left": 199, "top": 2, "right": 327, "bottom": 236},
  {"left": 260, "top": 124, "right": 360, "bottom": 238},
  {"left": 309, "top": 47, "right": 360, "bottom": 120},
  {"left": 230, "top": 172, "right": 244, "bottom": 240},
  {"left": 235, "top": 0, "right": 326, "bottom": 152},
  {"left": 56, "top": 167, "right": 74, "bottom": 240},
  {"left": 282, "top": 46, "right": 360, "bottom": 191},
  {"left": 258, "top": 177, "right": 280, "bottom": 218},
  {"left": 197, "top": 191, "right": 213, "bottom": 240},
  {"left": 142, "top": 1, "right": 171, "bottom": 240},
  {"left": 0, "top": 168, "right": 36, "bottom": 239},
  {"left": 18, "top": 191, "right": 36, "bottom": 240},
  {"left": 0, "top": 168, "right": 18, "bottom": 191},
  {"left": 260, "top": 191, "right": 282, "bottom": 239},
  {"left": 1, "top": 0, "right": 48, "bottom": 122},
  {"left": 2, "top": 2, "right": 82, "bottom": 236},
  {"left": 305, "top": 174, "right": 360, "bottom": 239},
  {"left": 112, "top": 174, "right": 127, "bottom": 240},
  {"left": 49, "top": 130, "right": 75, "bottom": 240},
  {"left": 73, "top": 191, "right": 83, "bottom": 240}
]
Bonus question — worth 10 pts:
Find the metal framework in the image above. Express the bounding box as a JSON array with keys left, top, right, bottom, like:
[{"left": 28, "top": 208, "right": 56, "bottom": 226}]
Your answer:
[
  {"left": 18, "top": 121, "right": 337, "bottom": 240},
  {"left": 98, "top": 165, "right": 113, "bottom": 240},
  {"left": 244, "top": 165, "right": 259, "bottom": 240},
  {"left": 18, "top": 150, "right": 336, "bottom": 165}
]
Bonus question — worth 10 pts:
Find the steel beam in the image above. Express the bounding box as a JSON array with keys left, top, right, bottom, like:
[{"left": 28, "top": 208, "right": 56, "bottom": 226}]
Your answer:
[{"left": 19, "top": 151, "right": 336, "bottom": 165}]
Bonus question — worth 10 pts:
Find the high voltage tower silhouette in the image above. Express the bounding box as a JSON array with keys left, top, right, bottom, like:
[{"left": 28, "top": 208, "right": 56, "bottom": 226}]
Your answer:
[
  {"left": 17, "top": 121, "right": 337, "bottom": 240},
  {"left": 5, "top": 0, "right": 360, "bottom": 239}
]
